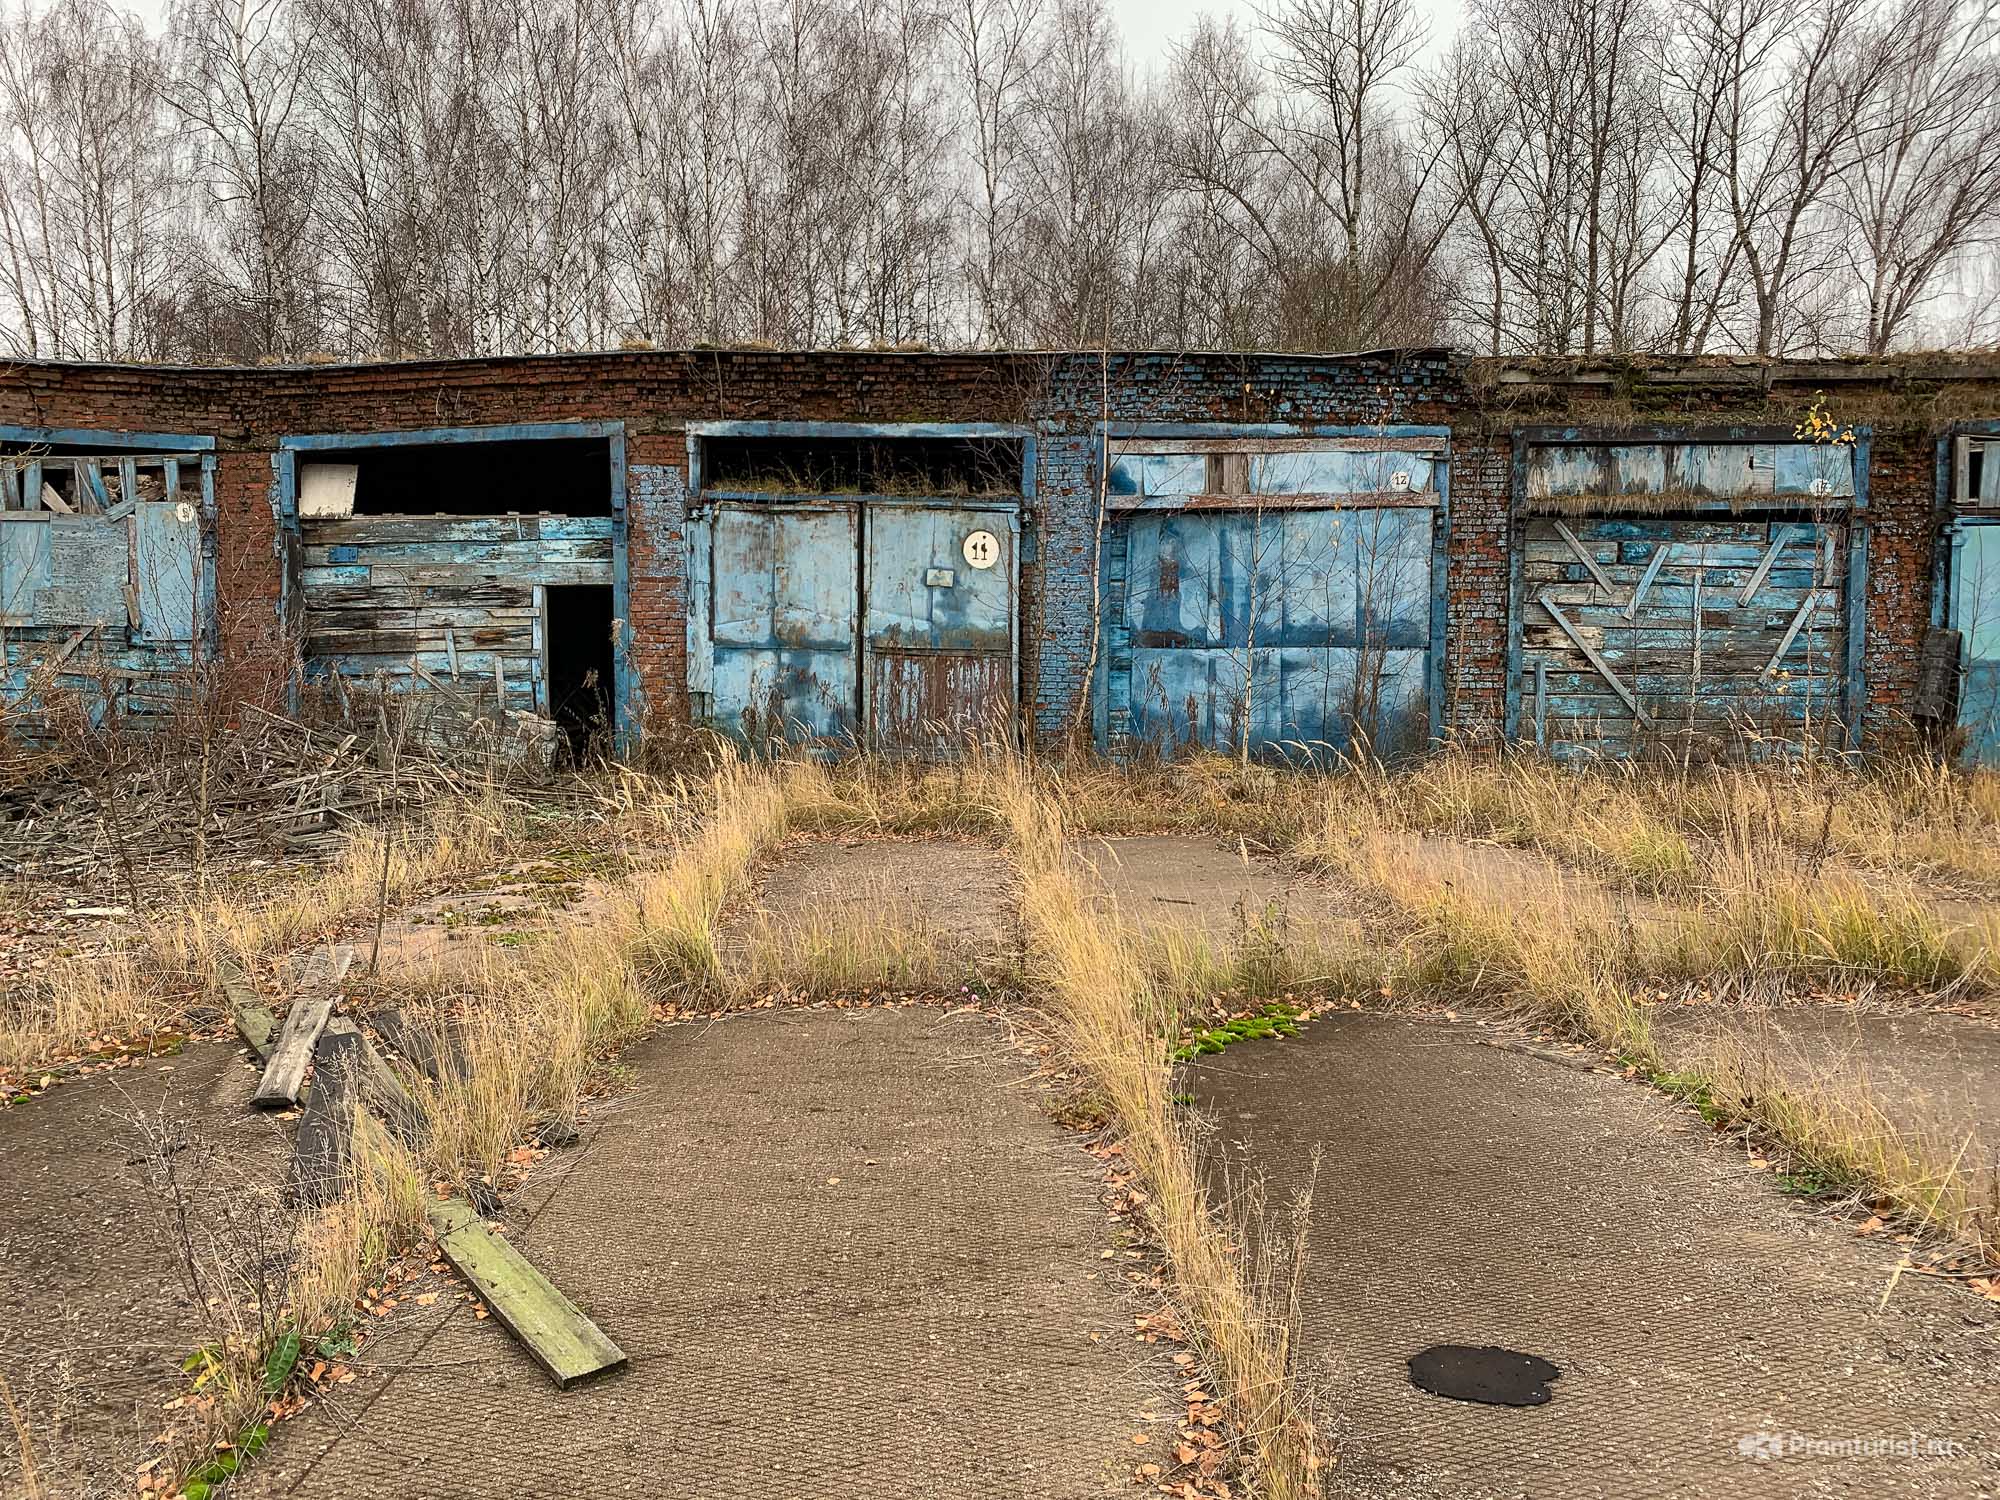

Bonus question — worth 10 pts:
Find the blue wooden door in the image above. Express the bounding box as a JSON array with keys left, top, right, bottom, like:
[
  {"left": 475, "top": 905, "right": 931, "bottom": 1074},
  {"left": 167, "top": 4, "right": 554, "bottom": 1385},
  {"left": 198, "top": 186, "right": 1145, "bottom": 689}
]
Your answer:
[
  {"left": 1107, "top": 506, "right": 1433, "bottom": 758},
  {"left": 1951, "top": 524, "right": 2000, "bottom": 765},
  {"left": 863, "top": 505, "right": 1017, "bottom": 750},
  {"left": 708, "top": 503, "right": 859, "bottom": 743},
  {"left": 1518, "top": 516, "right": 1849, "bottom": 756}
]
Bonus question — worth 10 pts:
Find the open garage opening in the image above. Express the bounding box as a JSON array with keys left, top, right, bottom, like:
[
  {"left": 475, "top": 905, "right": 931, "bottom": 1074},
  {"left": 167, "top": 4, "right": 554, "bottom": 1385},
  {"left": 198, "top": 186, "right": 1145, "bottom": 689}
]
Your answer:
[{"left": 300, "top": 435, "right": 614, "bottom": 517}]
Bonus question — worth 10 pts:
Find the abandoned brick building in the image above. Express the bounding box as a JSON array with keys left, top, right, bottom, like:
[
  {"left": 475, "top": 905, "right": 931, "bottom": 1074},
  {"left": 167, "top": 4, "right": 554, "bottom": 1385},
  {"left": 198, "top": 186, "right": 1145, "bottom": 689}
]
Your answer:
[{"left": 0, "top": 347, "right": 1996, "bottom": 764}]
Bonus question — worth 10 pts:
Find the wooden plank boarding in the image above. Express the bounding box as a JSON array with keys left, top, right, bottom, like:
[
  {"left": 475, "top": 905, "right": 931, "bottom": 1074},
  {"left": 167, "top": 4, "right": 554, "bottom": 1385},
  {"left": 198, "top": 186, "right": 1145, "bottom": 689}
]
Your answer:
[
  {"left": 1538, "top": 590, "right": 1651, "bottom": 725},
  {"left": 252, "top": 945, "right": 353, "bottom": 1107},
  {"left": 426, "top": 1196, "right": 629, "bottom": 1389},
  {"left": 289, "top": 1026, "right": 364, "bottom": 1206}
]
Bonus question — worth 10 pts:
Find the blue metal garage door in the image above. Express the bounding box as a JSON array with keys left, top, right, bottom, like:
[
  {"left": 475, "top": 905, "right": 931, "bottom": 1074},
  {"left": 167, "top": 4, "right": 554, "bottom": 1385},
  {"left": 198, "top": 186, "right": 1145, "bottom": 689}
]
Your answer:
[
  {"left": 863, "top": 504, "right": 1017, "bottom": 751},
  {"left": 705, "top": 503, "right": 859, "bottom": 742},
  {"left": 1103, "top": 506, "right": 1434, "bottom": 758}
]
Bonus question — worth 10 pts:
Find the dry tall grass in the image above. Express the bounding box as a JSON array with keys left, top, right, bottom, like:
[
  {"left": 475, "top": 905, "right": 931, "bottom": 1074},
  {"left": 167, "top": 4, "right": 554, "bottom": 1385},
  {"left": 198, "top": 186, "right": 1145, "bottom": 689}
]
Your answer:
[
  {"left": 992, "top": 758, "right": 1324, "bottom": 1500},
  {"left": 1295, "top": 792, "right": 1997, "bottom": 1263},
  {"left": 1, "top": 795, "right": 523, "bottom": 1076}
]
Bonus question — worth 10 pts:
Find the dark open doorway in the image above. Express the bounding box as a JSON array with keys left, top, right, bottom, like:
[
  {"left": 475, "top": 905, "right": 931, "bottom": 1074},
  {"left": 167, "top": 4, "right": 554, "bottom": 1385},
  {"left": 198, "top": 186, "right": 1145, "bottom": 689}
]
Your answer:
[{"left": 545, "top": 585, "right": 615, "bottom": 762}]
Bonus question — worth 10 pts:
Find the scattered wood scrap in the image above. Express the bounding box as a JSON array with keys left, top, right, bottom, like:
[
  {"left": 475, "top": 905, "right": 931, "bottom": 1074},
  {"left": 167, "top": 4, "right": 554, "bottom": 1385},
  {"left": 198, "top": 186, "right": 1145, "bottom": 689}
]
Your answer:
[
  {"left": 253, "top": 944, "right": 355, "bottom": 1107},
  {"left": 228, "top": 967, "right": 627, "bottom": 1390},
  {"left": 427, "top": 1197, "right": 629, "bottom": 1389},
  {"left": 220, "top": 958, "right": 276, "bottom": 1061}
]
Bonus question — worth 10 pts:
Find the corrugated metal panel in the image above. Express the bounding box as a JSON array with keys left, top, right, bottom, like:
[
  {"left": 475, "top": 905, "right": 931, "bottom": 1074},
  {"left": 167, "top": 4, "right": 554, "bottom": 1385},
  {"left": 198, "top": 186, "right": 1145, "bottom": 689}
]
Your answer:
[
  {"left": 1517, "top": 516, "right": 1847, "bottom": 757},
  {"left": 1952, "top": 523, "right": 2000, "bottom": 765},
  {"left": 709, "top": 504, "right": 858, "bottom": 742},
  {"left": 1112, "top": 506, "right": 1431, "bottom": 757},
  {"left": 862, "top": 505, "right": 1015, "bottom": 749}
]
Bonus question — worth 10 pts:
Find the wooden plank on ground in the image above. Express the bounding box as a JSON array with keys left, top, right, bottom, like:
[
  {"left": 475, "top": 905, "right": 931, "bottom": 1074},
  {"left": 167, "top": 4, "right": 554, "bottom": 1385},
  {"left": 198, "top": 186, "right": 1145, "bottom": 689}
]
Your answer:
[
  {"left": 426, "top": 1196, "right": 629, "bottom": 1389},
  {"left": 254, "top": 943, "right": 358, "bottom": 1106},
  {"left": 219, "top": 958, "right": 276, "bottom": 1063},
  {"left": 327, "top": 1016, "right": 428, "bottom": 1146},
  {"left": 288, "top": 1027, "right": 364, "bottom": 1206},
  {"left": 254, "top": 994, "right": 335, "bottom": 1106}
]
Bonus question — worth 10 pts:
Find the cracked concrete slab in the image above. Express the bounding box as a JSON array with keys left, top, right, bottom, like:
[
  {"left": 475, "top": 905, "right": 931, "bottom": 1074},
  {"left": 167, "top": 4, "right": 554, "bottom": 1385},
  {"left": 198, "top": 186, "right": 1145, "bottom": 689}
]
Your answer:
[
  {"left": 0, "top": 1041, "right": 290, "bottom": 1499},
  {"left": 1189, "top": 1013, "right": 1999, "bottom": 1499},
  {"left": 243, "top": 1005, "right": 1174, "bottom": 1500},
  {"left": 1071, "top": 834, "right": 1361, "bottom": 943}
]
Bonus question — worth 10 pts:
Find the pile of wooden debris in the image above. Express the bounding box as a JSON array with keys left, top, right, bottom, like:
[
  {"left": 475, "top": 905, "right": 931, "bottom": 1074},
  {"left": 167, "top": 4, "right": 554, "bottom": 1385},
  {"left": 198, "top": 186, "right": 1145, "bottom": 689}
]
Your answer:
[{"left": 0, "top": 699, "right": 560, "bottom": 881}]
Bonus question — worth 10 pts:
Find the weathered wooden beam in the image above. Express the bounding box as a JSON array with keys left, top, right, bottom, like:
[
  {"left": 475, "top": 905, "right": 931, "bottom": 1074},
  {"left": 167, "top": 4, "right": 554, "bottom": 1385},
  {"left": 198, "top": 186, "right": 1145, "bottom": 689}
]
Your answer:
[
  {"left": 219, "top": 958, "right": 276, "bottom": 1063},
  {"left": 426, "top": 1196, "right": 628, "bottom": 1389},
  {"left": 1539, "top": 590, "right": 1650, "bottom": 725},
  {"left": 253, "top": 994, "right": 335, "bottom": 1107},
  {"left": 253, "top": 943, "right": 355, "bottom": 1108},
  {"left": 1550, "top": 520, "right": 1618, "bottom": 598},
  {"left": 289, "top": 1026, "right": 364, "bottom": 1207},
  {"left": 1736, "top": 524, "right": 1799, "bottom": 606},
  {"left": 1620, "top": 545, "right": 1670, "bottom": 621}
]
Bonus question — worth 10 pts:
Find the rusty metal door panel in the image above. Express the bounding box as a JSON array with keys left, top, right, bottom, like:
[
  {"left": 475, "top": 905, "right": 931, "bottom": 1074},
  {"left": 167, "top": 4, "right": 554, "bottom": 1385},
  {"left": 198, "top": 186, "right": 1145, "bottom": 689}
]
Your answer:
[
  {"left": 710, "top": 504, "right": 858, "bottom": 742},
  {"left": 1516, "top": 516, "right": 1848, "bottom": 757},
  {"left": 1951, "top": 523, "right": 2000, "bottom": 765},
  {"left": 862, "top": 505, "right": 1016, "bottom": 750},
  {"left": 868, "top": 650, "right": 1013, "bottom": 748},
  {"left": 1113, "top": 507, "right": 1432, "bottom": 758}
]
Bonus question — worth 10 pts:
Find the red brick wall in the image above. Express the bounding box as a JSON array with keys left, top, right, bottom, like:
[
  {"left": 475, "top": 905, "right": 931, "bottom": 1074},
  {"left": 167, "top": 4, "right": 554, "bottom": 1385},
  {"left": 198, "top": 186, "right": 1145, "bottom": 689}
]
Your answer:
[{"left": 3, "top": 348, "right": 1997, "bottom": 751}]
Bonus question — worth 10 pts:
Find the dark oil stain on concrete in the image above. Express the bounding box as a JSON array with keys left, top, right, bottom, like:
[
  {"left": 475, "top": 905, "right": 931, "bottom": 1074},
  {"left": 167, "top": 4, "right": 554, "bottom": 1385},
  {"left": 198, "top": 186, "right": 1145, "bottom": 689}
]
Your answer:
[{"left": 1408, "top": 1344, "right": 1562, "bottom": 1407}]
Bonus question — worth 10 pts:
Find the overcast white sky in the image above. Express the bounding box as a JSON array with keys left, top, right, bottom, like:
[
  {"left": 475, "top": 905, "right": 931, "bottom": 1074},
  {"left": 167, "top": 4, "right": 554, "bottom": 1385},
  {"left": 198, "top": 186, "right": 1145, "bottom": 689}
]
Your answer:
[
  {"left": 1110, "top": 0, "right": 1468, "bottom": 67},
  {"left": 120, "top": 0, "right": 1473, "bottom": 64}
]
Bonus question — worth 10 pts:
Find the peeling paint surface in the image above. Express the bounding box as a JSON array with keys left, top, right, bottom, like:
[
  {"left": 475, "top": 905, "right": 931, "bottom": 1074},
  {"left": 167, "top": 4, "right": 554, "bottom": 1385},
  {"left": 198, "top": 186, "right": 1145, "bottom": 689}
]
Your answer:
[{"left": 1106, "top": 506, "right": 1432, "bottom": 757}]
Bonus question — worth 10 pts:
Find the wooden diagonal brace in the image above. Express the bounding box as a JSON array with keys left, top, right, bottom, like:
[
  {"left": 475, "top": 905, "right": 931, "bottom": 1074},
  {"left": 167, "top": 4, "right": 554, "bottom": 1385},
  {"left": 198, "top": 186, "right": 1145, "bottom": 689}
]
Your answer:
[
  {"left": 1552, "top": 521, "right": 1618, "bottom": 598},
  {"left": 1762, "top": 591, "right": 1823, "bottom": 679},
  {"left": 1622, "top": 546, "right": 1670, "bottom": 620},
  {"left": 1737, "top": 524, "right": 1800, "bottom": 606},
  {"left": 1539, "top": 589, "right": 1650, "bottom": 725}
]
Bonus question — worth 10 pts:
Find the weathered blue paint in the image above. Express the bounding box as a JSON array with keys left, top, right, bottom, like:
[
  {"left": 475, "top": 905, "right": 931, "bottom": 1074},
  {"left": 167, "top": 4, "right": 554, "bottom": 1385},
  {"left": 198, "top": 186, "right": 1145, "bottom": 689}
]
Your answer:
[
  {"left": 1526, "top": 440, "right": 1859, "bottom": 500},
  {"left": 281, "top": 421, "right": 624, "bottom": 453},
  {"left": 276, "top": 421, "right": 634, "bottom": 733},
  {"left": 133, "top": 501, "right": 202, "bottom": 642},
  {"left": 863, "top": 503, "right": 1019, "bottom": 749},
  {"left": 1842, "top": 435, "right": 1871, "bottom": 747},
  {"left": 706, "top": 503, "right": 859, "bottom": 742},
  {"left": 0, "top": 428, "right": 218, "bottom": 725},
  {"left": 1947, "top": 522, "right": 2000, "bottom": 765},
  {"left": 1515, "top": 513, "right": 1852, "bottom": 756},
  {"left": 0, "top": 425, "right": 213, "bottom": 452},
  {"left": 1106, "top": 505, "right": 1432, "bottom": 759}
]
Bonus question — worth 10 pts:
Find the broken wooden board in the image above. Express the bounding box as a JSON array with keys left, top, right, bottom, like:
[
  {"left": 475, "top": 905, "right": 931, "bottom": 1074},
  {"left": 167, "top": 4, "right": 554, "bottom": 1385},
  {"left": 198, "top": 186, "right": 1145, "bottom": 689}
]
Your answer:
[
  {"left": 251, "top": 944, "right": 356, "bottom": 1107},
  {"left": 252, "top": 995, "right": 337, "bottom": 1107},
  {"left": 426, "top": 1195, "right": 628, "bottom": 1389},
  {"left": 289, "top": 1026, "right": 364, "bottom": 1207},
  {"left": 327, "top": 1016, "right": 428, "bottom": 1146}
]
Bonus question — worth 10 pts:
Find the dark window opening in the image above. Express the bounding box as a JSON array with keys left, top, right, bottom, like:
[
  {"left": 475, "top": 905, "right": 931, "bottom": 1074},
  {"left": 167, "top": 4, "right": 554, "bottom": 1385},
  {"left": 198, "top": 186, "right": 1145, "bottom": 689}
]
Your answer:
[
  {"left": 310, "top": 436, "right": 613, "bottom": 517},
  {"left": 545, "top": 585, "right": 615, "bottom": 762},
  {"left": 703, "top": 435, "right": 1023, "bottom": 496}
]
